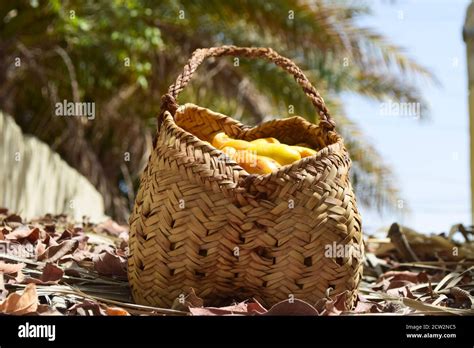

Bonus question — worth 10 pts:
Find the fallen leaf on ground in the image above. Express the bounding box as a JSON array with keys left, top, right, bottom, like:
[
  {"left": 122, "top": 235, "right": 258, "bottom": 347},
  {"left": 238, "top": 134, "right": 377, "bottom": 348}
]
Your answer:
[
  {"left": 71, "top": 249, "right": 94, "bottom": 263},
  {"left": 37, "top": 239, "right": 79, "bottom": 262},
  {"left": 35, "top": 304, "right": 63, "bottom": 316},
  {"left": 57, "top": 229, "right": 73, "bottom": 242},
  {"left": 374, "top": 271, "right": 429, "bottom": 291},
  {"left": 35, "top": 240, "right": 46, "bottom": 256},
  {"left": 6, "top": 226, "right": 39, "bottom": 243},
  {"left": 24, "top": 263, "right": 64, "bottom": 285},
  {"left": 322, "top": 291, "right": 351, "bottom": 316},
  {"left": 380, "top": 271, "right": 429, "bottom": 283},
  {"left": 247, "top": 299, "right": 267, "bottom": 314},
  {"left": 97, "top": 219, "right": 129, "bottom": 237},
  {"left": 44, "top": 224, "right": 55, "bottom": 233},
  {"left": 42, "top": 234, "right": 58, "bottom": 247},
  {"left": 0, "top": 261, "right": 26, "bottom": 274},
  {"left": 5, "top": 214, "right": 22, "bottom": 223},
  {"left": 63, "top": 261, "right": 84, "bottom": 277},
  {"left": 353, "top": 300, "right": 383, "bottom": 313},
  {"left": 93, "top": 251, "right": 127, "bottom": 277},
  {"left": 172, "top": 287, "right": 204, "bottom": 311},
  {"left": 0, "top": 283, "right": 38, "bottom": 315},
  {"left": 40, "top": 263, "right": 64, "bottom": 282},
  {"left": 187, "top": 297, "right": 268, "bottom": 316},
  {"left": 105, "top": 306, "right": 130, "bottom": 316},
  {"left": 15, "top": 270, "right": 25, "bottom": 283},
  {"left": 264, "top": 299, "right": 319, "bottom": 316},
  {"left": 189, "top": 303, "right": 252, "bottom": 316},
  {"left": 0, "top": 273, "right": 7, "bottom": 301},
  {"left": 387, "top": 285, "right": 417, "bottom": 299}
]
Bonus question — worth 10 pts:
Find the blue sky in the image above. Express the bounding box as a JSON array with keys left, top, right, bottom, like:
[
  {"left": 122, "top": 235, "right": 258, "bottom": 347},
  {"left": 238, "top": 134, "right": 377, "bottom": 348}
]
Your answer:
[{"left": 343, "top": 0, "right": 471, "bottom": 234}]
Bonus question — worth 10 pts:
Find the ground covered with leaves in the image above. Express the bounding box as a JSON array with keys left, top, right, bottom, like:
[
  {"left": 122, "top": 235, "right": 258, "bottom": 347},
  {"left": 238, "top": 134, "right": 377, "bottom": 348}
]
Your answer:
[{"left": 0, "top": 209, "right": 473, "bottom": 316}]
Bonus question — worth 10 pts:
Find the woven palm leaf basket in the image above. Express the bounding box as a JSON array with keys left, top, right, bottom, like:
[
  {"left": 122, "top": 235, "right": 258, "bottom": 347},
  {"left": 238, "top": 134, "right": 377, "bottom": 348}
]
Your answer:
[{"left": 128, "top": 46, "right": 363, "bottom": 310}]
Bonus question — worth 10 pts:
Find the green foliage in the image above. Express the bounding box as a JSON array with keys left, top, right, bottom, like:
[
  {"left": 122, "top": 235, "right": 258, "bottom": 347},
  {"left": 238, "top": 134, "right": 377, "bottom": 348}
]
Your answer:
[{"left": 0, "top": 0, "right": 434, "bottom": 221}]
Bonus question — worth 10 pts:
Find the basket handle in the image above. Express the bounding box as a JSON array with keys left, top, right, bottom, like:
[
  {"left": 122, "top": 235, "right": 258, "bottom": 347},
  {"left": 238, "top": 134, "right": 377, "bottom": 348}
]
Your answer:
[{"left": 160, "top": 46, "right": 335, "bottom": 130}]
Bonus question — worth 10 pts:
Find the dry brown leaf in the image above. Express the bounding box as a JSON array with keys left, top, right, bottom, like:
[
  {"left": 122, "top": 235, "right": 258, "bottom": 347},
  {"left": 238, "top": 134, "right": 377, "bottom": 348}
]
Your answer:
[
  {"left": 372, "top": 277, "right": 391, "bottom": 291},
  {"left": 173, "top": 287, "right": 204, "bottom": 311},
  {"left": 15, "top": 270, "right": 25, "bottom": 283},
  {"left": 386, "top": 280, "right": 416, "bottom": 290},
  {"left": 57, "top": 229, "right": 73, "bottom": 242},
  {"left": 72, "top": 235, "right": 89, "bottom": 251},
  {"left": 63, "top": 261, "right": 84, "bottom": 278},
  {"left": 264, "top": 299, "right": 319, "bottom": 316},
  {"left": 37, "top": 239, "right": 79, "bottom": 262},
  {"left": 0, "top": 261, "right": 26, "bottom": 274},
  {"left": 24, "top": 263, "right": 64, "bottom": 285},
  {"left": 71, "top": 249, "right": 94, "bottom": 263},
  {"left": 322, "top": 290, "right": 351, "bottom": 316},
  {"left": 380, "top": 270, "right": 429, "bottom": 283},
  {"left": 189, "top": 302, "right": 251, "bottom": 316},
  {"left": 188, "top": 298, "right": 268, "bottom": 316},
  {"left": 0, "top": 283, "right": 38, "bottom": 315},
  {"left": 351, "top": 294, "right": 384, "bottom": 314},
  {"left": 6, "top": 226, "right": 39, "bottom": 243},
  {"left": 105, "top": 306, "right": 130, "bottom": 316},
  {"left": 375, "top": 271, "right": 429, "bottom": 292},
  {"left": 0, "top": 273, "right": 7, "bottom": 301},
  {"left": 5, "top": 214, "right": 22, "bottom": 223},
  {"left": 44, "top": 224, "right": 55, "bottom": 233},
  {"left": 42, "top": 234, "right": 58, "bottom": 247},
  {"left": 93, "top": 251, "right": 127, "bottom": 277},
  {"left": 189, "top": 307, "right": 244, "bottom": 316},
  {"left": 387, "top": 285, "right": 417, "bottom": 299},
  {"left": 35, "top": 304, "right": 63, "bottom": 316},
  {"left": 97, "top": 219, "right": 129, "bottom": 237},
  {"left": 247, "top": 299, "right": 267, "bottom": 314},
  {"left": 35, "top": 240, "right": 46, "bottom": 256},
  {"left": 353, "top": 300, "right": 383, "bottom": 313}
]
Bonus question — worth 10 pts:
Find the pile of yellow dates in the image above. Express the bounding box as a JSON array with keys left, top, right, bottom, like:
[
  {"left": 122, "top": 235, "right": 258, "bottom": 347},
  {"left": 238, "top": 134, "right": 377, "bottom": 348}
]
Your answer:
[{"left": 209, "top": 132, "right": 317, "bottom": 175}]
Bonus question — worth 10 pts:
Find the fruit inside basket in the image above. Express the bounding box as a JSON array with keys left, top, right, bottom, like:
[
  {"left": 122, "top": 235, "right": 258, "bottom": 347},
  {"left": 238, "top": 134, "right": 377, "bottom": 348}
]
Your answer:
[{"left": 207, "top": 132, "right": 318, "bottom": 174}]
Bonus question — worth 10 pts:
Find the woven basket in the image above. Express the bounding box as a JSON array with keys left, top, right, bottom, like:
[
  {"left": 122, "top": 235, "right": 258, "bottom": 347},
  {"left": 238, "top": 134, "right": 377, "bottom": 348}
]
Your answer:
[{"left": 128, "top": 46, "right": 363, "bottom": 310}]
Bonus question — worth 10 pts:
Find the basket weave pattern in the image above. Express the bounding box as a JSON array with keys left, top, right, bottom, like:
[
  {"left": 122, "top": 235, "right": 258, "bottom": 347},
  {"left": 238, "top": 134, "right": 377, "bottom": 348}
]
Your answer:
[{"left": 128, "top": 46, "right": 363, "bottom": 309}]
